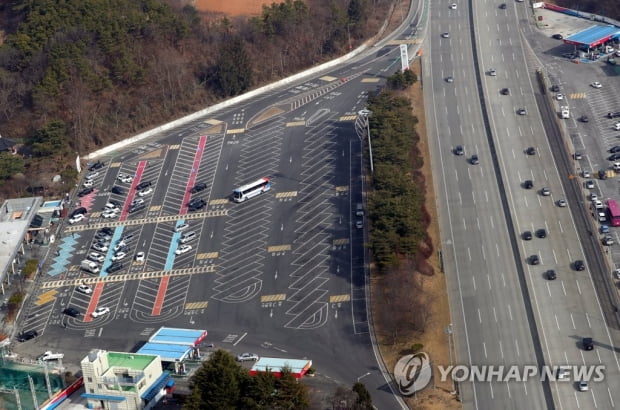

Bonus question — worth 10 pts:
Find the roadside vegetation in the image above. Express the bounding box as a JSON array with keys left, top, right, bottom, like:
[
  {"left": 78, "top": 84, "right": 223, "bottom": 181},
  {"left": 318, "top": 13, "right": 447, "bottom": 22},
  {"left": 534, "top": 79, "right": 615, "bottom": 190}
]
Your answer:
[
  {"left": 0, "top": 0, "right": 393, "bottom": 201},
  {"left": 183, "top": 350, "right": 373, "bottom": 409}
]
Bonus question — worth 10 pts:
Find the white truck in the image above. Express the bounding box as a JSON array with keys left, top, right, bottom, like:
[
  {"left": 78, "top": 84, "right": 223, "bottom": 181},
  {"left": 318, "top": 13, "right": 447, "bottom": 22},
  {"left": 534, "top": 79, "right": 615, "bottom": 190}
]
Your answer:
[
  {"left": 80, "top": 260, "right": 100, "bottom": 274},
  {"left": 38, "top": 351, "right": 64, "bottom": 361},
  {"left": 560, "top": 106, "right": 570, "bottom": 119}
]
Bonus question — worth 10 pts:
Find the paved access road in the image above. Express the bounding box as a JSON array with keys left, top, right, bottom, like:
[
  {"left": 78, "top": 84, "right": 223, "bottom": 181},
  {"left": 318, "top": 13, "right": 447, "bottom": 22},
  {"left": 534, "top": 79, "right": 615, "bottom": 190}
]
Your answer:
[{"left": 12, "top": 4, "right": 433, "bottom": 409}]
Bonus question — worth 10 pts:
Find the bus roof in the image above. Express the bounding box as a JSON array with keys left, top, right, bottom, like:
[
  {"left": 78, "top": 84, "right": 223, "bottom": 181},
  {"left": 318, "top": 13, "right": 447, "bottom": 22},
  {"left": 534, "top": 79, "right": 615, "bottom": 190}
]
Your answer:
[
  {"left": 608, "top": 199, "right": 620, "bottom": 215},
  {"left": 233, "top": 177, "right": 269, "bottom": 193}
]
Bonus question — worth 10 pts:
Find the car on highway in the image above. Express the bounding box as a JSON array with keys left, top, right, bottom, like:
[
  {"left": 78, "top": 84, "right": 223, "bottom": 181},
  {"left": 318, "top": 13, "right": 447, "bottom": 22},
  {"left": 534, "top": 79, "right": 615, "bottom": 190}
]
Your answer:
[
  {"left": 112, "top": 252, "right": 127, "bottom": 262},
  {"left": 517, "top": 108, "right": 527, "bottom": 115},
  {"left": 574, "top": 152, "right": 583, "bottom": 160},
  {"left": 500, "top": 88, "right": 510, "bottom": 95},
  {"left": 499, "top": 3, "right": 506, "bottom": 9},
  {"left": 92, "top": 243, "right": 108, "bottom": 253},
  {"left": 488, "top": 68, "right": 497, "bottom": 76},
  {"left": 582, "top": 169, "right": 591, "bottom": 178},
  {"left": 585, "top": 180, "right": 595, "bottom": 189},
  {"left": 62, "top": 307, "right": 80, "bottom": 317},
  {"left": 77, "top": 285, "right": 93, "bottom": 294},
  {"left": 593, "top": 200, "right": 604, "bottom": 209},
  {"left": 526, "top": 147, "right": 536, "bottom": 155},
  {"left": 583, "top": 337, "right": 594, "bottom": 350},
  {"left": 355, "top": 220, "right": 364, "bottom": 229},
  {"left": 536, "top": 229, "right": 547, "bottom": 238},
  {"left": 445, "top": 76, "right": 454, "bottom": 83},
  {"left": 174, "top": 223, "right": 190, "bottom": 232},
  {"left": 470, "top": 154, "right": 479, "bottom": 165},
  {"left": 17, "top": 330, "right": 38, "bottom": 342},
  {"left": 598, "top": 212, "right": 607, "bottom": 223},
  {"left": 589, "top": 192, "right": 598, "bottom": 201},
  {"left": 138, "top": 187, "right": 153, "bottom": 197},
  {"left": 529, "top": 255, "right": 540, "bottom": 265},
  {"left": 546, "top": 270, "right": 556, "bottom": 280},
  {"left": 555, "top": 93, "right": 564, "bottom": 100},
  {"left": 454, "top": 145, "right": 464, "bottom": 156},
  {"left": 578, "top": 115, "right": 589, "bottom": 123},
  {"left": 69, "top": 214, "right": 86, "bottom": 224},
  {"left": 574, "top": 260, "right": 585, "bottom": 271},
  {"left": 87, "top": 252, "right": 105, "bottom": 263},
  {"left": 78, "top": 187, "right": 94, "bottom": 197},
  {"left": 441, "top": 32, "right": 450, "bottom": 38},
  {"left": 578, "top": 380, "right": 589, "bottom": 392},
  {"left": 550, "top": 85, "right": 560, "bottom": 92},
  {"left": 603, "top": 236, "right": 614, "bottom": 246},
  {"left": 449, "top": 3, "right": 457, "bottom": 9},
  {"left": 557, "top": 367, "right": 569, "bottom": 379},
  {"left": 541, "top": 187, "right": 551, "bottom": 196},
  {"left": 557, "top": 199, "right": 567, "bottom": 207},
  {"left": 91, "top": 307, "right": 110, "bottom": 318},
  {"left": 135, "top": 252, "right": 145, "bottom": 262},
  {"left": 524, "top": 180, "right": 533, "bottom": 189},
  {"left": 601, "top": 225, "right": 610, "bottom": 234},
  {"left": 522, "top": 231, "right": 532, "bottom": 240},
  {"left": 591, "top": 81, "right": 602, "bottom": 89},
  {"left": 552, "top": 33, "right": 563, "bottom": 40},
  {"left": 175, "top": 244, "right": 192, "bottom": 255},
  {"left": 236, "top": 353, "right": 259, "bottom": 362}
]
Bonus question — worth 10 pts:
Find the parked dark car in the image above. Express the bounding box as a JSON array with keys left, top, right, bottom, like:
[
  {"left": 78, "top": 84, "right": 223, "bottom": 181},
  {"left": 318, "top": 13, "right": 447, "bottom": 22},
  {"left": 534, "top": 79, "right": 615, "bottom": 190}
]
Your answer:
[
  {"left": 500, "top": 88, "right": 510, "bottom": 95},
  {"left": 546, "top": 270, "right": 557, "bottom": 280},
  {"left": 188, "top": 199, "right": 206, "bottom": 211},
  {"left": 190, "top": 182, "right": 207, "bottom": 194},
  {"left": 135, "top": 181, "right": 152, "bottom": 191},
  {"left": 523, "top": 231, "right": 533, "bottom": 240},
  {"left": 526, "top": 147, "right": 536, "bottom": 155},
  {"left": 62, "top": 307, "right": 81, "bottom": 317},
  {"left": 529, "top": 255, "right": 540, "bottom": 265},
  {"left": 77, "top": 187, "right": 94, "bottom": 197},
  {"left": 552, "top": 34, "right": 564, "bottom": 40},
  {"left": 536, "top": 229, "right": 547, "bottom": 238},
  {"left": 607, "top": 112, "right": 620, "bottom": 119},
  {"left": 609, "top": 153, "right": 620, "bottom": 161},
  {"left": 111, "top": 186, "right": 124, "bottom": 195},
  {"left": 609, "top": 145, "right": 620, "bottom": 153},
  {"left": 107, "top": 262, "right": 125, "bottom": 274},
  {"left": 524, "top": 180, "right": 534, "bottom": 189},
  {"left": 128, "top": 203, "right": 146, "bottom": 214},
  {"left": 17, "top": 330, "right": 38, "bottom": 342},
  {"left": 454, "top": 145, "right": 464, "bottom": 156},
  {"left": 583, "top": 337, "right": 594, "bottom": 350},
  {"left": 599, "top": 169, "right": 608, "bottom": 180},
  {"left": 574, "top": 260, "right": 585, "bottom": 271},
  {"left": 579, "top": 115, "right": 589, "bottom": 123},
  {"left": 550, "top": 85, "right": 560, "bottom": 92},
  {"left": 470, "top": 155, "right": 479, "bottom": 165},
  {"left": 100, "top": 227, "right": 114, "bottom": 236},
  {"left": 88, "top": 161, "right": 105, "bottom": 171},
  {"left": 70, "top": 207, "right": 87, "bottom": 218}
]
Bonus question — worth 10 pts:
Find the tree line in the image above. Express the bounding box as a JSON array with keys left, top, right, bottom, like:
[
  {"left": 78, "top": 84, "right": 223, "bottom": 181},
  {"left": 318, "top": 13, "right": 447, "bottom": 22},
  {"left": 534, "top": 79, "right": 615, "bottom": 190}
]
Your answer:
[{"left": 0, "top": 0, "right": 391, "bottom": 200}]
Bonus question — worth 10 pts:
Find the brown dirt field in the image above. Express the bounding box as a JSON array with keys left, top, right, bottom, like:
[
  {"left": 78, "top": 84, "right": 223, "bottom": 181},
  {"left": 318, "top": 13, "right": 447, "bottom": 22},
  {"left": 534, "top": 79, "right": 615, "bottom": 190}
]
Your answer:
[
  {"left": 193, "top": 0, "right": 282, "bottom": 16},
  {"left": 371, "top": 60, "right": 461, "bottom": 410}
]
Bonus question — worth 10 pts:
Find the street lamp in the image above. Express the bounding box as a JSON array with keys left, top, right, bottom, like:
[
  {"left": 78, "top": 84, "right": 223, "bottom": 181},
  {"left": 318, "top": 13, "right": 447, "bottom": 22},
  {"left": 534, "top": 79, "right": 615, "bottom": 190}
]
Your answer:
[
  {"left": 358, "top": 109, "right": 374, "bottom": 174},
  {"left": 357, "top": 371, "right": 371, "bottom": 382},
  {"left": 445, "top": 324, "right": 455, "bottom": 394}
]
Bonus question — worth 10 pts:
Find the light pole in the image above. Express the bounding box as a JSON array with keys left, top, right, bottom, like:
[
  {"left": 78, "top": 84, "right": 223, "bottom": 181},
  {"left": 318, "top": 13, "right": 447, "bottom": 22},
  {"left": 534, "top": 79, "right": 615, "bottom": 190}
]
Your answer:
[
  {"left": 358, "top": 109, "right": 374, "bottom": 174},
  {"left": 357, "top": 371, "right": 371, "bottom": 382},
  {"left": 445, "top": 324, "right": 455, "bottom": 393}
]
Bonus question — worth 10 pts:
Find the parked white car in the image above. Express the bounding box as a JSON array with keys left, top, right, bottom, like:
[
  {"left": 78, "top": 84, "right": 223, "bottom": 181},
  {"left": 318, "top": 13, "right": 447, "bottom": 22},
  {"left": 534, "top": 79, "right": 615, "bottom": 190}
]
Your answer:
[
  {"left": 591, "top": 81, "right": 602, "bottom": 89},
  {"left": 236, "top": 353, "right": 259, "bottom": 362},
  {"left": 76, "top": 285, "right": 93, "bottom": 294},
  {"left": 175, "top": 245, "right": 192, "bottom": 255},
  {"left": 91, "top": 307, "right": 110, "bottom": 318},
  {"left": 138, "top": 187, "right": 153, "bottom": 197},
  {"left": 69, "top": 214, "right": 86, "bottom": 224}
]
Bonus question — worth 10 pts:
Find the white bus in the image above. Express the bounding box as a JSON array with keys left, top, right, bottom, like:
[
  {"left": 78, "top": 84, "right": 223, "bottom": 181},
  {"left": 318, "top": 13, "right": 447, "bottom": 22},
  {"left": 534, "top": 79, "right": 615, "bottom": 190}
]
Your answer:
[{"left": 232, "top": 177, "right": 271, "bottom": 202}]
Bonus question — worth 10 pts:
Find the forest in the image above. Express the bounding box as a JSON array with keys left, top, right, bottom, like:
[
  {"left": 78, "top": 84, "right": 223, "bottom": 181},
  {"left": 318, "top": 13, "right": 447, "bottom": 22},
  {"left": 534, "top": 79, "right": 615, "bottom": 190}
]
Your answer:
[{"left": 0, "top": 0, "right": 390, "bottom": 200}]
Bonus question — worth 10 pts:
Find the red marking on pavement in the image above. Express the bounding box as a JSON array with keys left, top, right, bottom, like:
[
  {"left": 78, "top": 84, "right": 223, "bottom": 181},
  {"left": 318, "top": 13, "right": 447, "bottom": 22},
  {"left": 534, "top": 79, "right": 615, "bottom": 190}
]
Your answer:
[
  {"left": 120, "top": 161, "right": 147, "bottom": 221},
  {"left": 83, "top": 282, "right": 105, "bottom": 323},
  {"left": 180, "top": 136, "right": 208, "bottom": 215},
  {"left": 152, "top": 276, "right": 169, "bottom": 316}
]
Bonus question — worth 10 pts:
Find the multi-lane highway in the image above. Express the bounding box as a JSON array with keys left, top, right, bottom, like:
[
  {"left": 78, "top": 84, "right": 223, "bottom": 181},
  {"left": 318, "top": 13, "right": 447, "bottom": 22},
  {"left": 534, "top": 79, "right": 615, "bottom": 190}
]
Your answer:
[{"left": 429, "top": 0, "right": 620, "bottom": 409}]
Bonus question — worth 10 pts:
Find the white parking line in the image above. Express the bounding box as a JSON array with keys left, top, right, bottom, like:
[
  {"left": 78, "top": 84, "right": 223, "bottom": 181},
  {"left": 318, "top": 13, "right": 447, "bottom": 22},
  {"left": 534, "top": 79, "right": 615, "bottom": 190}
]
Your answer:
[
  {"left": 571, "top": 313, "right": 576, "bottom": 329},
  {"left": 508, "top": 304, "right": 512, "bottom": 320},
  {"left": 515, "top": 338, "right": 519, "bottom": 356},
  {"left": 562, "top": 281, "right": 567, "bottom": 296},
  {"left": 483, "top": 342, "right": 487, "bottom": 358},
  {"left": 478, "top": 308, "right": 482, "bottom": 323}
]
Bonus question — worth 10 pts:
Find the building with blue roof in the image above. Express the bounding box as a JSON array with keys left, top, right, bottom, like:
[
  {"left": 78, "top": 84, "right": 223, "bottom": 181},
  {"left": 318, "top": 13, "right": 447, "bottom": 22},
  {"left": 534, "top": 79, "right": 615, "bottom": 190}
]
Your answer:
[
  {"left": 565, "top": 25, "right": 620, "bottom": 49},
  {"left": 135, "top": 327, "right": 208, "bottom": 374},
  {"left": 250, "top": 357, "right": 313, "bottom": 379}
]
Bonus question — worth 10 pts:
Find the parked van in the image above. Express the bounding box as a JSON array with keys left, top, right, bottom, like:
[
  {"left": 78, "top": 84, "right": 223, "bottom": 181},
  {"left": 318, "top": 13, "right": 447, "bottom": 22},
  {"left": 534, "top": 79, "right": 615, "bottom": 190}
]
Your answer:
[
  {"left": 128, "top": 203, "right": 146, "bottom": 214},
  {"left": 107, "top": 262, "right": 124, "bottom": 274},
  {"left": 80, "top": 260, "right": 100, "bottom": 274},
  {"left": 180, "top": 231, "right": 197, "bottom": 244}
]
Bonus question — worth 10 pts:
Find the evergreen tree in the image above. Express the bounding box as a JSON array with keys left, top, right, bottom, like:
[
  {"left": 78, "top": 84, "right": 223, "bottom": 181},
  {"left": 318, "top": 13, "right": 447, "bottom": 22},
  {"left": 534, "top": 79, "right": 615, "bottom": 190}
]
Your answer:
[
  {"left": 207, "top": 35, "right": 253, "bottom": 97},
  {"left": 352, "top": 382, "right": 373, "bottom": 409}
]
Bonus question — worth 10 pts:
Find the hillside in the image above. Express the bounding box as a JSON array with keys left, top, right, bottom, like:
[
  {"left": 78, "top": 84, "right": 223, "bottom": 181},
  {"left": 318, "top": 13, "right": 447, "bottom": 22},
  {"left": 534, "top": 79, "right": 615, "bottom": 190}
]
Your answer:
[
  {"left": 556, "top": 0, "right": 620, "bottom": 20},
  {"left": 0, "top": 0, "right": 391, "bottom": 200}
]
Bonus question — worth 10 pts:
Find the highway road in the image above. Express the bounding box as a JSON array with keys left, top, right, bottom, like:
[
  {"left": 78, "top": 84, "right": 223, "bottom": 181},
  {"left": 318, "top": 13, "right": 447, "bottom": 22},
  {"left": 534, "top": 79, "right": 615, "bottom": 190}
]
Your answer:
[
  {"left": 428, "top": 0, "right": 620, "bottom": 409},
  {"left": 11, "top": 3, "right": 438, "bottom": 410}
]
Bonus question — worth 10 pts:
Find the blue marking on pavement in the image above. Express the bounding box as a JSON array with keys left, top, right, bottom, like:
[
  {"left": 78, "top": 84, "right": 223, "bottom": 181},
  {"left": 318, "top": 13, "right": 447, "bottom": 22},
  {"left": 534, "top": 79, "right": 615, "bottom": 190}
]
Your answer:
[
  {"left": 165, "top": 220, "right": 185, "bottom": 270},
  {"left": 99, "top": 227, "right": 124, "bottom": 277}
]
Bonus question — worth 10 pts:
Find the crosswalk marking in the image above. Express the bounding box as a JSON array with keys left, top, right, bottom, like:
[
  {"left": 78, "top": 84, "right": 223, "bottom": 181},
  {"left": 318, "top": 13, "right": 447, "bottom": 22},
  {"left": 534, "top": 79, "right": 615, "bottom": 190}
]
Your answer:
[
  {"left": 339, "top": 115, "right": 357, "bottom": 121},
  {"left": 35, "top": 290, "right": 58, "bottom": 306},
  {"left": 169, "top": 144, "right": 181, "bottom": 149},
  {"left": 209, "top": 198, "right": 229, "bottom": 205},
  {"left": 275, "top": 191, "right": 298, "bottom": 199},
  {"left": 226, "top": 128, "right": 245, "bottom": 134},
  {"left": 197, "top": 252, "right": 219, "bottom": 260},
  {"left": 185, "top": 301, "right": 209, "bottom": 310},
  {"left": 361, "top": 78, "right": 380, "bottom": 83},
  {"left": 267, "top": 245, "right": 291, "bottom": 253},
  {"left": 568, "top": 92, "right": 586, "bottom": 99},
  {"left": 205, "top": 119, "right": 223, "bottom": 125},
  {"left": 333, "top": 238, "right": 350, "bottom": 246},
  {"left": 329, "top": 294, "right": 351, "bottom": 303},
  {"left": 64, "top": 210, "right": 228, "bottom": 232},
  {"left": 40, "top": 265, "right": 217, "bottom": 289},
  {"left": 261, "top": 294, "right": 286, "bottom": 302},
  {"left": 286, "top": 121, "right": 306, "bottom": 127},
  {"left": 320, "top": 76, "right": 338, "bottom": 82},
  {"left": 335, "top": 186, "right": 349, "bottom": 192}
]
